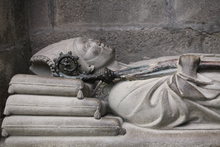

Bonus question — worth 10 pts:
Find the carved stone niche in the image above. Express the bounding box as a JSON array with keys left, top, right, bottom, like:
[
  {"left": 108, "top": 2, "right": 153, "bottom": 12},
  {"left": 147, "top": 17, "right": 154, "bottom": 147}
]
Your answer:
[{"left": 2, "top": 38, "right": 220, "bottom": 147}]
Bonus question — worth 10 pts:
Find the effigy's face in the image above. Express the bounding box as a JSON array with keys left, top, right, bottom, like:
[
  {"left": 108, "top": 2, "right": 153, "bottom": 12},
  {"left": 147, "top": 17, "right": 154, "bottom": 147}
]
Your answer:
[
  {"left": 81, "top": 39, "right": 102, "bottom": 59},
  {"left": 74, "top": 38, "right": 115, "bottom": 70}
]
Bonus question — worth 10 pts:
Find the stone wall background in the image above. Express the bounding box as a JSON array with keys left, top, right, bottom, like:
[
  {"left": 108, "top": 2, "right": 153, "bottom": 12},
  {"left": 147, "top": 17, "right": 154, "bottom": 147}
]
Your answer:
[
  {"left": 0, "top": 0, "right": 31, "bottom": 121},
  {"left": 28, "top": 0, "right": 220, "bottom": 63},
  {"left": 0, "top": 0, "right": 220, "bottom": 123}
]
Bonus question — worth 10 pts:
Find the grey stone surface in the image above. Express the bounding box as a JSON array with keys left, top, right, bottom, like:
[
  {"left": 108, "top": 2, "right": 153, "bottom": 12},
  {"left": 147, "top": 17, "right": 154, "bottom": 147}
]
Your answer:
[
  {"left": 2, "top": 116, "right": 124, "bottom": 137},
  {"left": 174, "top": 0, "right": 220, "bottom": 32},
  {"left": 0, "top": 0, "right": 29, "bottom": 45},
  {"left": 0, "top": 0, "right": 15, "bottom": 45},
  {"left": 0, "top": 45, "right": 30, "bottom": 117},
  {"left": 3, "top": 123, "right": 220, "bottom": 147},
  {"left": 27, "top": 0, "right": 220, "bottom": 64},
  {"left": 54, "top": 0, "right": 169, "bottom": 25},
  {"left": 4, "top": 94, "right": 105, "bottom": 117},
  {"left": 27, "top": 0, "right": 52, "bottom": 32},
  {"left": 202, "top": 32, "right": 220, "bottom": 53},
  {"left": 0, "top": 0, "right": 31, "bottom": 123}
]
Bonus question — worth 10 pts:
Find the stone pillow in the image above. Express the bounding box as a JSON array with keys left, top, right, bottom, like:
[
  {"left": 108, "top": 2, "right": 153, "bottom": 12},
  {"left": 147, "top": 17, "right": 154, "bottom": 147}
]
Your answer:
[
  {"left": 8, "top": 74, "right": 90, "bottom": 97},
  {"left": 2, "top": 116, "right": 126, "bottom": 136},
  {"left": 4, "top": 94, "right": 106, "bottom": 119}
]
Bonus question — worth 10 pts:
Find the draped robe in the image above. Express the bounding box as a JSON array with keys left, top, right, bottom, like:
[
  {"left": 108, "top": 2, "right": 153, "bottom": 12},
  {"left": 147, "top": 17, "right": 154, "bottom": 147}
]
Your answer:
[{"left": 109, "top": 55, "right": 220, "bottom": 129}]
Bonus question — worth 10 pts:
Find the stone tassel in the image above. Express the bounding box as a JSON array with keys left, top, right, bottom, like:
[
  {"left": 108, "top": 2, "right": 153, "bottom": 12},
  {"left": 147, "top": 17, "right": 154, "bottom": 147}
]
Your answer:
[
  {"left": 94, "top": 106, "right": 101, "bottom": 119},
  {"left": 77, "top": 89, "right": 84, "bottom": 99}
]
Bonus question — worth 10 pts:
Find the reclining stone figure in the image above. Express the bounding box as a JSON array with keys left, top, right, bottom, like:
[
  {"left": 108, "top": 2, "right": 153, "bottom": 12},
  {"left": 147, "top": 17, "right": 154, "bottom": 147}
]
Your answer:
[
  {"left": 109, "top": 55, "right": 220, "bottom": 129},
  {"left": 28, "top": 37, "right": 220, "bottom": 129}
]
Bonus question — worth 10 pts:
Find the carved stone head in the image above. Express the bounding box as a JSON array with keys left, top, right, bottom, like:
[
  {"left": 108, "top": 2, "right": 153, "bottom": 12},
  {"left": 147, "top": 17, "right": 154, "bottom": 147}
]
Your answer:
[{"left": 30, "top": 37, "right": 115, "bottom": 76}]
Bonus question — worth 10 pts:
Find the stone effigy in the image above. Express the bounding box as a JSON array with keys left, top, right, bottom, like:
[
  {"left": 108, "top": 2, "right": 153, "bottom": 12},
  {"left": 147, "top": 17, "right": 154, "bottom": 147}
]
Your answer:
[
  {"left": 109, "top": 54, "right": 220, "bottom": 129},
  {"left": 2, "top": 37, "right": 220, "bottom": 146},
  {"left": 28, "top": 37, "right": 220, "bottom": 129}
]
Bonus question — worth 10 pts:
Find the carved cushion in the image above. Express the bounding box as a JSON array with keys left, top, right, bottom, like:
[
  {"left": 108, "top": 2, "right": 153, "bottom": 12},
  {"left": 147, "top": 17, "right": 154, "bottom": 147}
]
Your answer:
[
  {"left": 2, "top": 116, "right": 125, "bottom": 136},
  {"left": 8, "top": 74, "right": 90, "bottom": 96},
  {"left": 4, "top": 94, "right": 106, "bottom": 118}
]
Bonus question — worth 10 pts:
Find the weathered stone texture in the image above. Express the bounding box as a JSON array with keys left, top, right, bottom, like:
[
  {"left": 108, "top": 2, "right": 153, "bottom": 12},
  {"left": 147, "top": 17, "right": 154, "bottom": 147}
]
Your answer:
[
  {"left": 0, "top": 44, "right": 30, "bottom": 117},
  {"left": 0, "top": 0, "right": 30, "bottom": 120},
  {"left": 55, "top": 0, "right": 169, "bottom": 25},
  {"left": 27, "top": 0, "right": 52, "bottom": 32},
  {"left": 0, "top": 0, "right": 15, "bottom": 45},
  {"left": 28, "top": 0, "right": 220, "bottom": 64},
  {"left": 202, "top": 32, "right": 220, "bottom": 53},
  {"left": 0, "top": 0, "right": 29, "bottom": 45},
  {"left": 4, "top": 124, "right": 220, "bottom": 147},
  {"left": 174, "top": 0, "right": 220, "bottom": 32}
]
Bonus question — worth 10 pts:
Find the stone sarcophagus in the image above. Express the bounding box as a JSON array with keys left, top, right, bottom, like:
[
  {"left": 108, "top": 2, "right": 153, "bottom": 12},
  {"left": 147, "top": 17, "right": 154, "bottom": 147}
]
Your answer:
[{"left": 2, "top": 37, "right": 220, "bottom": 147}]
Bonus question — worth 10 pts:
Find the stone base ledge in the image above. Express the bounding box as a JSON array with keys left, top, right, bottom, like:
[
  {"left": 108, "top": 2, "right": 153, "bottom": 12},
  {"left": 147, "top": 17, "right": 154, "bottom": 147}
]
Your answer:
[{"left": 3, "top": 123, "right": 220, "bottom": 147}]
